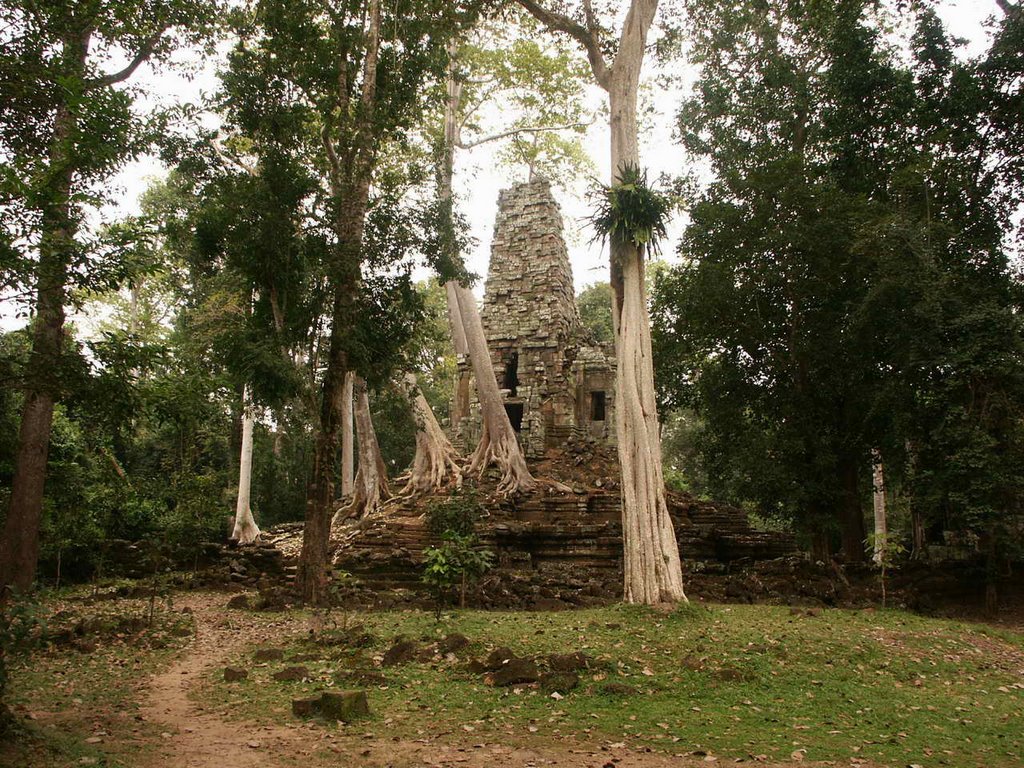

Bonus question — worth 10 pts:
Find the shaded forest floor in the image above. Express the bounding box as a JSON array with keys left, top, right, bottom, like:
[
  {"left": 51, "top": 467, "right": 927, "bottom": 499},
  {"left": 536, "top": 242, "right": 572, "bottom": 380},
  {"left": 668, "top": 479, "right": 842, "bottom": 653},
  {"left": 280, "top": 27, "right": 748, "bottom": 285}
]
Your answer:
[{"left": 2, "top": 585, "right": 1023, "bottom": 768}]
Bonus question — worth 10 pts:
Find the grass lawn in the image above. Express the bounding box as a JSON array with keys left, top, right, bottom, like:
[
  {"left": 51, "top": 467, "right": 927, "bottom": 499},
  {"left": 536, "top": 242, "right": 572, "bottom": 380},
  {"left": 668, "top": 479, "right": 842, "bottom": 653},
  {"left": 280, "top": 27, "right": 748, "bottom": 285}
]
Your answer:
[{"left": 203, "top": 601, "right": 1024, "bottom": 767}]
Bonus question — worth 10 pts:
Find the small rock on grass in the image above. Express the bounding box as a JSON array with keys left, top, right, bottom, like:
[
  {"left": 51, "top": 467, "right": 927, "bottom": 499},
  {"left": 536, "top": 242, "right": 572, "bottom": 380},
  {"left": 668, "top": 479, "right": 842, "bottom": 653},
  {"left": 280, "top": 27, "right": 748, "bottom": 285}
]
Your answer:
[
  {"left": 318, "top": 690, "right": 370, "bottom": 721},
  {"left": 273, "top": 666, "right": 310, "bottom": 682},
  {"left": 254, "top": 648, "right": 285, "bottom": 662},
  {"left": 224, "top": 667, "right": 248, "bottom": 682},
  {"left": 438, "top": 633, "right": 471, "bottom": 653},
  {"left": 490, "top": 658, "right": 540, "bottom": 687},
  {"left": 226, "top": 595, "right": 250, "bottom": 610},
  {"left": 292, "top": 690, "right": 369, "bottom": 722},
  {"left": 540, "top": 672, "right": 579, "bottom": 693},
  {"left": 547, "top": 652, "right": 592, "bottom": 671},
  {"left": 382, "top": 639, "right": 417, "bottom": 667}
]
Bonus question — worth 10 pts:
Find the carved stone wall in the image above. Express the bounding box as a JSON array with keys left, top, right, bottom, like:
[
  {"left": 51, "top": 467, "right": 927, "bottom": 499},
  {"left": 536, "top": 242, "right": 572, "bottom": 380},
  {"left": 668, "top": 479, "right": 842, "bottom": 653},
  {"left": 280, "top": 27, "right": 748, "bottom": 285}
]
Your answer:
[{"left": 455, "top": 177, "right": 616, "bottom": 456}]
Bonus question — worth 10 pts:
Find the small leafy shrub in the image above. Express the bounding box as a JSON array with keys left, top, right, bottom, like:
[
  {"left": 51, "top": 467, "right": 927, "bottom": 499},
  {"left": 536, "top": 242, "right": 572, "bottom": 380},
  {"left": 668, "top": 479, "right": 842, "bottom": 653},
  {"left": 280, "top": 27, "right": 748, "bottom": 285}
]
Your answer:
[
  {"left": 422, "top": 536, "right": 495, "bottom": 618},
  {"left": 0, "top": 593, "right": 46, "bottom": 732},
  {"left": 422, "top": 491, "right": 495, "bottom": 617},
  {"left": 867, "top": 532, "right": 907, "bottom": 608}
]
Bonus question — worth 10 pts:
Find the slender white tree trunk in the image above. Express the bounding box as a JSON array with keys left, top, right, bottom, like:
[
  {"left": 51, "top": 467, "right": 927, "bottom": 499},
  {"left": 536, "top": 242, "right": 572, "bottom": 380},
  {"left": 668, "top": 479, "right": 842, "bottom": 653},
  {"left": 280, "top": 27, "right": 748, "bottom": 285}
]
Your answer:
[
  {"left": 403, "top": 374, "right": 463, "bottom": 494},
  {"left": 455, "top": 284, "right": 537, "bottom": 494},
  {"left": 871, "top": 448, "right": 887, "bottom": 565},
  {"left": 334, "top": 377, "right": 390, "bottom": 522},
  {"left": 433, "top": 49, "right": 533, "bottom": 490},
  {"left": 231, "top": 386, "right": 261, "bottom": 544},
  {"left": 341, "top": 370, "right": 354, "bottom": 497}
]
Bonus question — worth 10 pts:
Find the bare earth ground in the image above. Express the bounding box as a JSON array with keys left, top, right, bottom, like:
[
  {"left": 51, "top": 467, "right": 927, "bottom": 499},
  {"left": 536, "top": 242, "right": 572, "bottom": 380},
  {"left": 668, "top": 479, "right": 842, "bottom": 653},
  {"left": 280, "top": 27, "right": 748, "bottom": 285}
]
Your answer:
[{"left": 132, "top": 592, "right": 877, "bottom": 768}]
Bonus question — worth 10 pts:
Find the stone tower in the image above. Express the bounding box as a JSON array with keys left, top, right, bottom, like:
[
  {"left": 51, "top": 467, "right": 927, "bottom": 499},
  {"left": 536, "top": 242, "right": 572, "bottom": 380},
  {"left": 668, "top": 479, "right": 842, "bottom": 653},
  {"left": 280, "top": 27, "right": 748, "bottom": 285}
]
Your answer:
[{"left": 453, "top": 177, "right": 615, "bottom": 457}]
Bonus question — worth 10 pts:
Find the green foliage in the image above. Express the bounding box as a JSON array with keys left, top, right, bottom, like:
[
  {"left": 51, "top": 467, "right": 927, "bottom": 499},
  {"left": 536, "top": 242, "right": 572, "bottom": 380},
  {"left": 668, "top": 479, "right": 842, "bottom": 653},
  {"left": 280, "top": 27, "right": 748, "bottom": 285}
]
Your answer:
[
  {"left": 652, "top": 0, "right": 1024, "bottom": 558},
  {"left": 455, "top": 19, "right": 595, "bottom": 183},
  {"left": 422, "top": 491, "right": 494, "bottom": 615},
  {"left": 425, "top": 490, "right": 485, "bottom": 539},
  {"left": 422, "top": 536, "right": 495, "bottom": 617},
  {"left": 576, "top": 282, "right": 614, "bottom": 345},
  {"left": 588, "top": 163, "right": 671, "bottom": 256}
]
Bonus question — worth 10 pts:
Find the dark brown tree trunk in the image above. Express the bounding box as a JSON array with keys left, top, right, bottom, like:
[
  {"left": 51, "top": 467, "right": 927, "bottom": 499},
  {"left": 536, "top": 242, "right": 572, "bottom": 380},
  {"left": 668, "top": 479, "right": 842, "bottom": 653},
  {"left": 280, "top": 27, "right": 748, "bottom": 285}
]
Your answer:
[
  {"left": 296, "top": 287, "right": 349, "bottom": 606},
  {"left": 296, "top": 188, "right": 368, "bottom": 606},
  {"left": 809, "top": 520, "right": 831, "bottom": 562},
  {"left": 910, "top": 507, "right": 926, "bottom": 560},
  {"left": 838, "top": 457, "right": 866, "bottom": 563},
  {"left": 0, "top": 35, "right": 84, "bottom": 591}
]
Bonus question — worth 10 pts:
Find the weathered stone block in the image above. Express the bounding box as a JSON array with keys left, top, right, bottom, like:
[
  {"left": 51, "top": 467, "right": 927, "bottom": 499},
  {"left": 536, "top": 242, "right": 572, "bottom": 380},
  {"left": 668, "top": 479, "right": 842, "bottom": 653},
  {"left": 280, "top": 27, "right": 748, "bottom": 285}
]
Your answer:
[{"left": 317, "top": 690, "right": 369, "bottom": 721}]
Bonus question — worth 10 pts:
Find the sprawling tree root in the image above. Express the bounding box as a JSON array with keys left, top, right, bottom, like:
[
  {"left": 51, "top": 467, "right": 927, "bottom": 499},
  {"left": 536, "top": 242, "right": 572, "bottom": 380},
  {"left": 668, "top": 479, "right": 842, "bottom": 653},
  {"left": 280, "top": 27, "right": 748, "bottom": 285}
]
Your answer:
[
  {"left": 333, "top": 378, "right": 390, "bottom": 524},
  {"left": 468, "top": 421, "right": 536, "bottom": 495},
  {"left": 454, "top": 283, "right": 537, "bottom": 495},
  {"left": 402, "top": 375, "right": 463, "bottom": 495}
]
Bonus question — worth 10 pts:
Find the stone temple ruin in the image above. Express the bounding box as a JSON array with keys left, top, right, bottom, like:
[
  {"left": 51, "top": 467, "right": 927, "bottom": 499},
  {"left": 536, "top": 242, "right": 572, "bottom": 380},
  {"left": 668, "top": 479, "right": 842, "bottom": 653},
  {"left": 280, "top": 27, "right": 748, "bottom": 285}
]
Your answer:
[
  {"left": 322, "top": 177, "right": 799, "bottom": 607},
  {"left": 452, "top": 178, "right": 616, "bottom": 455}
]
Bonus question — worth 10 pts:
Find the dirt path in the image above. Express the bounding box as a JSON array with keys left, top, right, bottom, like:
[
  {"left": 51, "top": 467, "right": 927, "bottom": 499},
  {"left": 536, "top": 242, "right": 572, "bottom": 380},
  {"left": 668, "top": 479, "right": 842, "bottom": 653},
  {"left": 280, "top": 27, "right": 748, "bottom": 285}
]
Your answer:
[{"left": 138, "top": 593, "right": 312, "bottom": 767}]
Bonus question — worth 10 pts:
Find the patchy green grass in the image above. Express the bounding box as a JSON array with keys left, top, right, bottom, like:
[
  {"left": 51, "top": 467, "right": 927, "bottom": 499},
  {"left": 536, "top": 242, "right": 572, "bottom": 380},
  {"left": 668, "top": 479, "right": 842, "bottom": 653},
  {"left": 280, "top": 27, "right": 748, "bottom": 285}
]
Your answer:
[
  {"left": 204, "top": 603, "right": 1024, "bottom": 767},
  {"left": 2, "top": 588, "right": 194, "bottom": 768}
]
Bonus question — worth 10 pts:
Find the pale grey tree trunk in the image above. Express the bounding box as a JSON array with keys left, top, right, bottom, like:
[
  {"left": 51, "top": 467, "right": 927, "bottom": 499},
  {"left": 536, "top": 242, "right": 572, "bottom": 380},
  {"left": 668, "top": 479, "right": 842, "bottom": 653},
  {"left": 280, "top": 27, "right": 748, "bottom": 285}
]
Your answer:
[
  {"left": 231, "top": 385, "right": 261, "bottom": 544},
  {"left": 341, "top": 371, "right": 354, "bottom": 497},
  {"left": 403, "top": 374, "right": 463, "bottom": 494},
  {"left": 517, "top": 0, "right": 685, "bottom": 603},
  {"left": 334, "top": 377, "right": 390, "bottom": 522},
  {"left": 871, "top": 448, "right": 887, "bottom": 565},
  {"left": 435, "top": 50, "right": 532, "bottom": 492},
  {"left": 455, "top": 284, "right": 536, "bottom": 494}
]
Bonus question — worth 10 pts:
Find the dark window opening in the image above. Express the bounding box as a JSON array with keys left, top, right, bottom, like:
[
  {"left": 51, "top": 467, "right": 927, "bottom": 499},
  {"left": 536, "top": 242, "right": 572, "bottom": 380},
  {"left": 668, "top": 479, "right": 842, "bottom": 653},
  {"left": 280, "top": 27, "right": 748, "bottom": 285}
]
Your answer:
[
  {"left": 505, "top": 403, "right": 524, "bottom": 432},
  {"left": 502, "top": 352, "right": 519, "bottom": 396},
  {"left": 590, "top": 391, "right": 606, "bottom": 421}
]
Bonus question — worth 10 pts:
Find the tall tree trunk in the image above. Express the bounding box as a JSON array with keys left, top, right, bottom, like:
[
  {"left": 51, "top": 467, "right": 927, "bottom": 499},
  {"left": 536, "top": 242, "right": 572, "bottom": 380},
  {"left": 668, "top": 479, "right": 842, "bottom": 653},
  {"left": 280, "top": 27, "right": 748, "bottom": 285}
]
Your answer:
[
  {"left": 435, "top": 49, "right": 531, "bottom": 487},
  {"left": 297, "top": 0, "right": 382, "bottom": 604},
  {"left": 517, "top": 0, "right": 684, "bottom": 604},
  {"left": 403, "top": 374, "right": 462, "bottom": 494},
  {"left": 870, "top": 448, "right": 886, "bottom": 565},
  {"left": 839, "top": 456, "right": 866, "bottom": 563},
  {"left": 297, "top": 292, "right": 348, "bottom": 605},
  {"left": 456, "top": 284, "right": 537, "bottom": 494},
  {"left": 0, "top": 34, "right": 85, "bottom": 591},
  {"left": 231, "top": 386, "right": 261, "bottom": 544},
  {"left": 335, "top": 377, "right": 390, "bottom": 521},
  {"left": 297, "top": 195, "right": 366, "bottom": 604},
  {"left": 341, "top": 371, "right": 354, "bottom": 497},
  {"left": 608, "top": 71, "right": 685, "bottom": 605}
]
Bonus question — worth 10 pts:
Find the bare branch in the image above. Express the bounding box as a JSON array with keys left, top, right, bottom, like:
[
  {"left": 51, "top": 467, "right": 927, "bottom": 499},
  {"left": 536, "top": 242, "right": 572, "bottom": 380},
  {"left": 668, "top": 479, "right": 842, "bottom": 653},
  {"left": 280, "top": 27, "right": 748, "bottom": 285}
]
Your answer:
[
  {"left": 457, "top": 119, "right": 594, "bottom": 150},
  {"left": 85, "top": 30, "right": 166, "bottom": 89},
  {"left": 515, "top": 0, "right": 611, "bottom": 89},
  {"left": 209, "top": 136, "right": 257, "bottom": 175},
  {"left": 360, "top": 0, "right": 381, "bottom": 109},
  {"left": 321, "top": 120, "right": 342, "bottom": 196},
  {"left": 615, "top": 0, "right": 658, "bottom": 79}
]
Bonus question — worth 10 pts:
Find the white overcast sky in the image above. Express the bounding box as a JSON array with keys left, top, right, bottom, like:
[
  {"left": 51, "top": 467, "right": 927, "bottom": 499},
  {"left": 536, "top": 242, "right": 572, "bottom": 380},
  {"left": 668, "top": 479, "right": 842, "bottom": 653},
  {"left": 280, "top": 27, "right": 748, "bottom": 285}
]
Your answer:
[{"left": 0, "top": 0, "right": 1006, "bottom": 333}]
